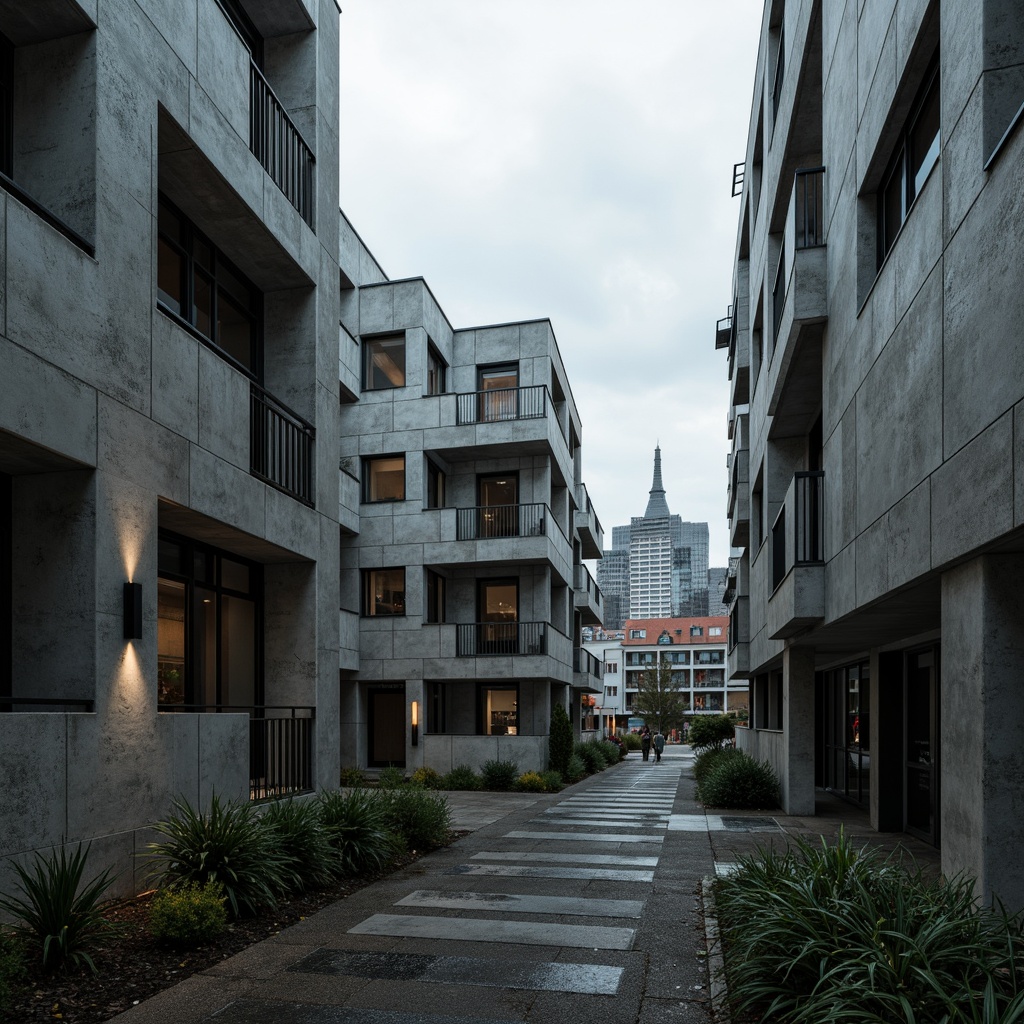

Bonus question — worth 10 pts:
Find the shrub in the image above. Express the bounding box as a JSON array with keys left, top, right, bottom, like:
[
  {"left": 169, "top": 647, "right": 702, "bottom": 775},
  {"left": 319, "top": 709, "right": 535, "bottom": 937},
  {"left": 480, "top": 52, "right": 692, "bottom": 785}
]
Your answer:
[
  {"left": 409, "top": 766, "right": 444, "bottom": 790},
  {"left": 149, "top": 881, "right": 227, "bottom": 947},
  {"left": 598, "top": 739, "right": 622, "bottom": 765},
  {"left": 377, "top": 765, "right": 407, "bottom": 789},
  {"left": 540, "top": 770, "right": 564, "bottom": 793},
  {"left": 373, "top": 789, "right": 452, "bottom": 852},
  {"left": 513, "top": 771, "right": 547, "bottom": 793},
  {"left": 481, "top": 759, "right": 519, "bottom": 791},
  {"left": 0, "top": 931, "right": 25, "bottom": 1011},
  {"left": 687, "top": 714, "right": 735, "bottom": 751},
  {"left": 692, "top": 745, "right": 744, "bottom": 786},
  {"left": 548, "top": 702, "right": 574, "bottom": 779},
  {"left": 318, "top": 789, "right": 397, "bottom": 877},
  {"left": 339, "top": 767, "right": 367, "bottom": 788},
  {"left": 148, "top": 794, "right": 290, "bottom": 918},
  {"left": 574, "top": 741, "right": 606, "bottom": 774},
  {"left": 0, "top": 843, "right": 117, "bottom": 973},
  {"left": 698, "top": 752, "right": 779, "bottom": 809},
  {"left": 442, "top": 764, "right": 481, "bottom": 791},
  {"left": 606, "top": 734, "right": 627, "bottom": 760},
  {"left": 622, "top": 732, "right": 643, "bottom": 751},
  {"left": 565, "top": 753, "right": 587, "bottom": 783},
  {"left": 261, "top": 798, "right": 334, "bottom": 891}
]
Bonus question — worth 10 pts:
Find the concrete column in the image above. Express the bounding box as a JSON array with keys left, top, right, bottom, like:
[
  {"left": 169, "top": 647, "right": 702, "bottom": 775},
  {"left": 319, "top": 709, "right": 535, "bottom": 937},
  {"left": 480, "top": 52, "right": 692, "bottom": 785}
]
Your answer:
[
  {"left": 871, "top": 649, "right": 905, "bottom": 832},
  {"left": 941, "top": 555, "right": 1024, "bottom": 911},
  {"left": 781, "top": 645, "right": 816, "bottom": 814}
]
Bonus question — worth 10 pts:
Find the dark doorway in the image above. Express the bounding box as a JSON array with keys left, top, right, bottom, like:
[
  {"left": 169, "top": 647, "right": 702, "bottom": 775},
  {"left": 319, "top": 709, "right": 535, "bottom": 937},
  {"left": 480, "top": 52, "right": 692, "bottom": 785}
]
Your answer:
[
  {"left": 478, "top": 473, "right": 518, "bottom": 537},
  {"left": 368, "top": 686, "right": 406, "bottom": 767},
  {"left": 905, "top": 647, "right": 940, "bottom": 845}
]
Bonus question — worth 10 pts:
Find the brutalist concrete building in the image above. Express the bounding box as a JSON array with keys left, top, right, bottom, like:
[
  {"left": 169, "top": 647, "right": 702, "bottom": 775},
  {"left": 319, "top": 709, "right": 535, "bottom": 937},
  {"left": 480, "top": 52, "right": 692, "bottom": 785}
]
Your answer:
[
  {"left": 720, "top": 0, "right": 1024, "bottom": 906},
  {"left": 0, "top": 0, "right": 602, "bottom": 894}
]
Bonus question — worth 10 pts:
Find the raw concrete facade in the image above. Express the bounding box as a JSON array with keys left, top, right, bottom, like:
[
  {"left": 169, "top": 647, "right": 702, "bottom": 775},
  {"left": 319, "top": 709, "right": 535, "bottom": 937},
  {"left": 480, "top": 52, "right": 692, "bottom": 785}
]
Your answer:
[
  {"left": 720, "top": 0, "right": 1024, "bottom": 908},
  {"left": 0, "top": 0, "right": 603, "bottom": 895}
]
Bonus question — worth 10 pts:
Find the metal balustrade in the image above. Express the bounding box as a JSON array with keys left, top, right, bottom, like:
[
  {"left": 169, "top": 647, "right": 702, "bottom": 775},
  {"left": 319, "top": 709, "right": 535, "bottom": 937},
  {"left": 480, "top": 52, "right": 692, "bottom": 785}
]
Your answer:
[
  {"left": 250, "top": 62, "right": 315, "bottom": 227},
  {"left": 455, "top": 621, "right": 546, "bottom": 657},
  {"left": 250, "top": 382, "right": 315, "bottom": 506},
  {"left": 794, "top": 167, "right": 825, "bottom": 249},
  {"left": 771, "top": 470, "right": 825, "bottom": 592},
  {"left": 573, "top": 647, "right": 602, "bottom": 679},
  {"left": 455, "top": 502, "right": 546, "bottom": 540},
  {"left": 455, "top": 385, "right": 547, "bottom": 425}
]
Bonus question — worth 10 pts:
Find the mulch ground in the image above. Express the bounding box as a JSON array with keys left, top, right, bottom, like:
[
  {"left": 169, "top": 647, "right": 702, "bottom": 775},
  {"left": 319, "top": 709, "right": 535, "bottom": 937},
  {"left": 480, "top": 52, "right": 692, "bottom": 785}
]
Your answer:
[{"left": 4, "top": 835, "right": 469, "bottom": 1024}]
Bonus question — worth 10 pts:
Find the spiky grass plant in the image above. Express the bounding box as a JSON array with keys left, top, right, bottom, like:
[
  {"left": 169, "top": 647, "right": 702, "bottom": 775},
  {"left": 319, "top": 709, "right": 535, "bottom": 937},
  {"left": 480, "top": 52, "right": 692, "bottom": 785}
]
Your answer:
[
  {"left": 317, "top": 789, "right": 397, "bottom": 877},
  {"left": 697, "top": 752, "right": 779, "bottom": 809},
  {"left": 260, "top": 798, "right": 335, "bottom": 891},
  {"left": 0, "top": 843, "right": 116, "bottom": 973},
  {"left": 372, "top": 789, "right": 452, "bottom": 852}
]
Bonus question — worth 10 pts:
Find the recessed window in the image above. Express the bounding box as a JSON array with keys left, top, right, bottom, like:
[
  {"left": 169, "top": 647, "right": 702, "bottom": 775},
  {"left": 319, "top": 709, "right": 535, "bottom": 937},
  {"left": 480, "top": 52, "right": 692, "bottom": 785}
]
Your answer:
[
  {"left": 690, "top": 625, "right": 704, "bottom": 637},
  {"left": 878, "top": 60, "right": 940, "bottom": 266},
  {"left": 363, "top": 455, "right": 405, "bottom": 502},
  {"left": 480, "top": 684, "right": 518, "bottom": 735},
  {"left": 157, "top": 195, "right": 262, "bottom": 378},
  {"left": 362, "top": 568, "right": 405, "bottom": 616},
  {"left": 709, "top": 626, "right": 723, "bottom": 636},
  {"left": 425, "top": 569, "right": 446, "bottom": 624},
  {"left": 363, "top": 334, "right": 406, "bottom": 390},
  {"left": 426, "top": 459, "right": 445, "bottom": 509},
  {"left": 427, "top": 343, "right": 446, "bottom": 396},
  {"left": 629, "top": 629, "right": 646, "bottom": 639}
]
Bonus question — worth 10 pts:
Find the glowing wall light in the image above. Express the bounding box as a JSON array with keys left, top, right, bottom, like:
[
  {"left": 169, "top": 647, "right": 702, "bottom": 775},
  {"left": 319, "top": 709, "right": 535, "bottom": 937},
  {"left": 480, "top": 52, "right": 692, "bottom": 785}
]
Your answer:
[
  {"left": 411, "top": 700, "right": 419, "bottom": 747},
  {"left": 123, "top": 582, "right": 143, "bottom": 639}
]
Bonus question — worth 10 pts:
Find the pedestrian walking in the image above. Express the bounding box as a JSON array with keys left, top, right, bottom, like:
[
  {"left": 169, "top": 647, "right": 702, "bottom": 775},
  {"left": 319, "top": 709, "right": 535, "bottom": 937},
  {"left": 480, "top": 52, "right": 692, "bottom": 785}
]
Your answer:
[
  {"left": 653, "top": 730, "right": 665, "bottom": 763},
  {"left": 640, "top": 725, "right": 651, "bottom": 762}
]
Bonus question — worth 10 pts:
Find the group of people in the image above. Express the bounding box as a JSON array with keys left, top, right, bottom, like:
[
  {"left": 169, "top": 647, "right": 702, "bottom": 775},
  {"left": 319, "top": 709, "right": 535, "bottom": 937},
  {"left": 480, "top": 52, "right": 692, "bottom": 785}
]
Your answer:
[{"left": 639, "top": 725, "right": 665, "bottom": 763}]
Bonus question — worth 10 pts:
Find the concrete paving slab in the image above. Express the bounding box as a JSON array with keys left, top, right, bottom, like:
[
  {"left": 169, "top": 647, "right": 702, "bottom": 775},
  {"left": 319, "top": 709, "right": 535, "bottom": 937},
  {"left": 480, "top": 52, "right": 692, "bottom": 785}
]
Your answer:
[
  {"left": 504, "top": 830, "right": 663, "bottom": 843},
  {"left": 394, "top": 889, "right": 645, "bottom": 918},
  {"left": 210, "top": 1004, "right": 523, "bottom": 1024},
  {"left": 470, "top": 851, "right": 659, "bottom": 867},
  {"left": 446, "top": 863, "right": 655, "bottom": 882}
]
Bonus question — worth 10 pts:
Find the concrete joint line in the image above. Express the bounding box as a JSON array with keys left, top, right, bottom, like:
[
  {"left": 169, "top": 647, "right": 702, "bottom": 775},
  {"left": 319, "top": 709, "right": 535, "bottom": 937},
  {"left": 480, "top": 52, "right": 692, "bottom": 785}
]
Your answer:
[{"left": 701, "top": 877, "right": 730, "bottom": 1023}]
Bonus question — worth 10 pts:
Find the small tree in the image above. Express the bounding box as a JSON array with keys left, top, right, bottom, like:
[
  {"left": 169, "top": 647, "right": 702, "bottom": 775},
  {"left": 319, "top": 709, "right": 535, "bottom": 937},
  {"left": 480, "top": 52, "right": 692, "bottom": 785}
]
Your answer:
[
  {"left": 632, "top": 659, "right": 687, "bottom": 735},
  {"left": 688, "top": 713, "right": 735, "bottom": 751},
  {"left": 548, "top": 702, "right": 574, "bottom": 779}
]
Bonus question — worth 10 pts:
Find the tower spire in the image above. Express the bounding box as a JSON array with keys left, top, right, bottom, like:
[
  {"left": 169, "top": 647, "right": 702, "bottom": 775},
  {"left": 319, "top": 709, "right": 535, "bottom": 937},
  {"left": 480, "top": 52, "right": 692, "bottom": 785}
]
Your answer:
[{"left": 644, "top": 445, "right": 671, "bottom": 518}]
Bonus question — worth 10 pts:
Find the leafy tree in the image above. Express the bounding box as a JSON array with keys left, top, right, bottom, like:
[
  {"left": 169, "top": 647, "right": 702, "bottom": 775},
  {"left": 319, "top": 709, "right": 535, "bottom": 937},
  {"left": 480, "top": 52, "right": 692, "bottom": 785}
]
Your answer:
[
  {"left": 632, "top": 659, "right": 687, "bottom": 735},
  {"left": 548, "top": 702, "right": 574, "bottom": 779},
  {"left": 687, "top": 713, "right": 735, "bottom": 751}
]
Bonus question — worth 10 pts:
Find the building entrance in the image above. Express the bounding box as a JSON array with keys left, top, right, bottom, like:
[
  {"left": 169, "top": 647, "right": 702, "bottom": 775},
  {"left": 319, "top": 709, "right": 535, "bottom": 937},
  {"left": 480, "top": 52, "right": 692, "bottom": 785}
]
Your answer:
[
  {"left": 905, "top": 647, "right": 940, "bottom": 845},
  {"left": 368, "top": 685, "right": 406, "bottom": 767}
]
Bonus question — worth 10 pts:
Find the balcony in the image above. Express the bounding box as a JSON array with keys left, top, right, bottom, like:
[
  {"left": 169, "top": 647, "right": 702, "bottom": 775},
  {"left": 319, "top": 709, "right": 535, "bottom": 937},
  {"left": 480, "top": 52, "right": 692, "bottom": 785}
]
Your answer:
[
  {"left": 728, "top": 412, "right": 750, "bottom": 549},
  {"left": 573, "top": 564, "right": 603, "bottom": 625},
  {"left": 728, "top": 596, "right": 751, "bottom": 679},
  {"left": 767, "top": 168, "right": 827, "bottom": 438},
  {"left": 249, "top": 62, "right": 315, "bottom": 227},
  {"left": 573, "top": 647, "right": 603, "bottom": 690},
  {"left": 768, "top": 471, "right": 825, "bottom": 639},
  {"left": 456, "top": 502, "right": 546, "bottom": 540},
  {"left": 715, "top": 308, "right": 733, "bottom": 350},
  {"left": 456, "top": 384, "right": 547, "bottom": 425},
  {"left": 456, "top": 621, "right": 547, "bottom": 657},
  {"left": 250, "top": 383, "right": 315, "bottom": 506},
  {"left": 574, "top": 483, "right": 604, "bottom": 558}
]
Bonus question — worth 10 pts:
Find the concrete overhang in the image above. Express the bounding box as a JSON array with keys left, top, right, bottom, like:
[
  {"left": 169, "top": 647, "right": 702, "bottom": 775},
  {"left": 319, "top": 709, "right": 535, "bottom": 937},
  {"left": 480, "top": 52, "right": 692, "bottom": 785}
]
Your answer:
[
  {"left": 0, "top": 0, "right": 95, "bottom": 44},
  {"left": 768, "top": 563, "right": 824, "bottom": 639}
]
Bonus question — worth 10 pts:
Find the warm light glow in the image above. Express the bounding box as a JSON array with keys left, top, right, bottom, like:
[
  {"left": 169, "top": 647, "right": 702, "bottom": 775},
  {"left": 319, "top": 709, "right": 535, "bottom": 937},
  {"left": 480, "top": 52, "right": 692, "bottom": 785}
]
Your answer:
[{"left": 411, "top": 701, "right": 419, "bottom": 726}]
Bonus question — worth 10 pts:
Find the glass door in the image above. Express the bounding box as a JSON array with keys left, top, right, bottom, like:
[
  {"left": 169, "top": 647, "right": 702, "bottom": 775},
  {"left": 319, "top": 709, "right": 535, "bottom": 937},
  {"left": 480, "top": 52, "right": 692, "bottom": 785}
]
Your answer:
[
  {"left": 477, "top": 578, "right": 518, "bottom": 654},
  {"left": 905, "top": 647, "right": 939, "bottom": 844},
  {"left": 478, "top": 364, "right": 518, "bottom": 422},
  {"left": 368, "top": 686, "right": 406, "bottom": 767},
  {"left": 478, "top": 473, "right": 518, "bottom": 537}
]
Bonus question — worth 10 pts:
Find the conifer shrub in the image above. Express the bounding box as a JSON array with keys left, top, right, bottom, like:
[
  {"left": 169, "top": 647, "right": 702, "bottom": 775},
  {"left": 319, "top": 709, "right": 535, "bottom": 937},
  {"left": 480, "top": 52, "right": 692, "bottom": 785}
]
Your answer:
[
  {"left": 548, "top": 702, "right": 574, "bottom": 779},
  {"left": 565, "top": 754, "right": 587, "bottom": 783},
  {"left": 574, "top": 741, "right": 607, "bottom": 774}
]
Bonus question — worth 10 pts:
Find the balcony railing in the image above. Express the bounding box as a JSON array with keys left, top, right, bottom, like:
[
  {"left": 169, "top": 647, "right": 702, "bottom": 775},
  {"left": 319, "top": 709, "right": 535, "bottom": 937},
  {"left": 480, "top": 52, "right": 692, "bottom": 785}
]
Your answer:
[
  {"left": 731, "top": 162, "right": 745, "bottom": 197},
  {"left": 771, "top": 471, "right": 824, "bottom": 591},
  {"left": 794, "top": 167, "right": 825, "bottom": 249},
  {"left": 573, "top": 647, "right": 603, "bottom": 679},
  {"left": 250, "top": 62, "right": 315, "bottom": 227},
  {"left": 455, "top": 621, "right": 546, "bottom": 657},
  {"left": 250, "top": 383, "right": 315, "bottom": 506},
  {"left": 574, "top": 564, "right": 600, "bottom": 600},
  {"left": 456, "top": 502, "right": 546, "bottom": 540},
  {"left": 455, "top": 385, "right": 547, "bottom": 425},
  {"left": 715, "top": 307, "right": 733, "bottom": 350},
  {"left": 157, "top": 705, "right": 315, "bottom": 800}
]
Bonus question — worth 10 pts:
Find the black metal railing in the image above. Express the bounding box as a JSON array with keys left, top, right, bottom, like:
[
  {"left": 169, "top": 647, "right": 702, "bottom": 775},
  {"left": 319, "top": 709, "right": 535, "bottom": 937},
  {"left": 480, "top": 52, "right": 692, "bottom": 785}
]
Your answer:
[
  {"left": 0, "top": 695, "right": 94, "bottom": 712},
  {"left": 455, "top": 385, "right": 547, "bottom": 425},
  {"left": 455, "top": 502, "right": 546, "bottom": 540},
  {"left": 250, "top": 62, "right": 315, "bottom": 227},
  {"left": 573, "top": 647, "right": 602, "bottom": 679},
  {"left": 772, "top": 506, "right": 787, "bottom": 591},
  {"left": 574, "top": 564, "right": 600, "bottom": 601},
  {"left": 715, "top": 307, "right": 733, "bottom": 350},
  {"left": 794, "top": 470, "right": 825, "bottom": 563},
  {"left": 250, "top": 382, "right": 315, "bottom": 506},
  {"left": 732, "top": 162, "right": 745, "bottom": 197},
  {"left": 455, "top": 621, "right": 546, "bottom": 657},
  {"left": 157, "top": 704, "right": 315, "bottom": 800},
  {"left": 794, "top": 167, "right": 825, "bottom": 249},
  {"left": 771, "top": 240, "right": 786, "bottom": 350}
]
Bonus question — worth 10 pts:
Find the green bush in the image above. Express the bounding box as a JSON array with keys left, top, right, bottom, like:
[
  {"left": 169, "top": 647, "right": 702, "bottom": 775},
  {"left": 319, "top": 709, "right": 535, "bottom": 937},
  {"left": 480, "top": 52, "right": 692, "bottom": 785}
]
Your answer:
[
  {"left": 622, "top": 732, "right": 643, "bottom": 751},
  {"left": 442, "top": 764, "right": 481, "bottom": 791},
  {"left": 339, "top": 767, "right": 367, "bottom": 788},
  {"left": 0, "top": 931, "right": 25, "bottom": 1012},
  {"left": 318, "top": 789, "right": 397, "bottom": 877},
  {"left": 698, "top": 752, "right": 778, "bottom": 809},
  {"left": 377, "top": 765, "right": 406, "bottom": 789},
  {"left": 598, "top": 739, "right": 622, "bottom": 765},
  {"left": 373, "top": 789, "right": 452, "bottom": 852},
  {"left": 605, "top": 734, "right": 627, "bottom": 760},
  {"left": 539, "top": 770, "right": 564, "bottom": 793},
  {"left": 565, "top": 753, "right": 587, "bottom": 783},
  {"left": 512, "top": 771, "right": 547, "bottom": 792},
  {"left": 716, "top": 832, "right": 1024, "bottom": 1023},
  {"left": 261, "top": 798, "right": 334, "bottom": 891},
  {"left": 548, "top": 702, "right": 574, "bottom": 779},
  {"left": 574, "top": 741, "right": 606, "bottom": 774},
  {"left": 149, "top": 881, "right": 227, "bottom": 947},
  {"left": 409, "top": 766, "right": 444, "bottom": 790},
  {"left": 0, "top": 843, "right": 117, "bottom": 973},
  {"left": 148, "top": 794, "right": 290, "bottom": 918},
  {"left": 692, "top": 745, "right": 744, "bottom": 786},
  {"left": 687, "top": 714, "right": 735, "bottom": 751},
  {"left": 481, "top": 759, "right": 519, "bottom": 791}
]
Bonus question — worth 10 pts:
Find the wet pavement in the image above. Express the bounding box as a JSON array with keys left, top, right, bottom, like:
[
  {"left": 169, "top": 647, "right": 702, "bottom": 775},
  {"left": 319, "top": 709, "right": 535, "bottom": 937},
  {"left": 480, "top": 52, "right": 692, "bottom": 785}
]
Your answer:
[{"left": 112, "top": 746, "right": 939, "bottom": 1024}]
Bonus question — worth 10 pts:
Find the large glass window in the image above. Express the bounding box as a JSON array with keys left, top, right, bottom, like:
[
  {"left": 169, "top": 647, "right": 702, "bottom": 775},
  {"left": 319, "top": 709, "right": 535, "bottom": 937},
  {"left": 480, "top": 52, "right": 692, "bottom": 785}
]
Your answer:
[
  {"left": 157, "top": 195, "right": 262, "bottom": 378},
  {"left": 427, "top": 343, "right": 446, "bottom": 395},
  {"left": 363, "top": 568, "right": 405, "bottom": 616},
  {"left": 480, "top": 684, "right": 518, "bottom": 735},
  {"left": 477, "top": 578, "right": 518, "bottom": 654},
  {"left": 478, "top": 364, "right": 519, "bottom": 421},
  {"left": 363, "top": 334, "right": 406, "bottom": 390},
  {"left": 821, "top": 661, "right": 871, "bottom": 806},
  {"left": 426, "top": 459, "right": 445, "bottom": 509},
  {"left": 478, "top": 473, "right": 518, "bottom": 537},
  {"left": 425, "top": 569, "right": 446, "bottom": 624},
  {"left": 363, "top": 455, "right": 405, "bottom": 502}
]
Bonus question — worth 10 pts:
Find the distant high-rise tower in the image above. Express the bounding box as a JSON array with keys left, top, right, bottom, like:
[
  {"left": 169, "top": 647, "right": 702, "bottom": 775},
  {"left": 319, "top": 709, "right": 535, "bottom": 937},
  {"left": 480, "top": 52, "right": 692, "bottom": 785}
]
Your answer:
[{"left": 596, "top": 447, "right": 714, "bottom": 627}]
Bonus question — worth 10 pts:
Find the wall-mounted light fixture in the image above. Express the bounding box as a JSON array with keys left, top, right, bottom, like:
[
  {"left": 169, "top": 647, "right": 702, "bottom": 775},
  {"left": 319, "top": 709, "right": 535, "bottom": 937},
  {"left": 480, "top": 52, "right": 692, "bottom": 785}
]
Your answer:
[
  {"left": 411, "top": 700, "right": 419, "bottom": 747},
  {"left": 123, "top": 582, "right": 143, "bottom": 639}
]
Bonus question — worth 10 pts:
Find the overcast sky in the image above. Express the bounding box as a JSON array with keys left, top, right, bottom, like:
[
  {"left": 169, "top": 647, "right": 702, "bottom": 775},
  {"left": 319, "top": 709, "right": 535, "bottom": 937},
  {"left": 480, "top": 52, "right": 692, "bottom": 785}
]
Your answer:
[{"left": 338, "top": 2, "right": 764, "bottom": 568}]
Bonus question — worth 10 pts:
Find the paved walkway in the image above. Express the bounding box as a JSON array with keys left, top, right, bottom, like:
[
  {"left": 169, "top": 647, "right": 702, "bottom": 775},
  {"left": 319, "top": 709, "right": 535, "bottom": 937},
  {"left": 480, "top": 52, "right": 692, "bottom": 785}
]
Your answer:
[{"left": 114, "top": 746, "right": 938, "bottom": 1024}]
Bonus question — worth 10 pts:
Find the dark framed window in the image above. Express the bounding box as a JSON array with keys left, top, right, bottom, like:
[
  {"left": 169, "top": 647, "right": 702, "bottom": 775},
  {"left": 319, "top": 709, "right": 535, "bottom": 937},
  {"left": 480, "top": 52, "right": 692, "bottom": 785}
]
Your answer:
[
  {"left": 427, "top": 681, "right": 447, "bottom": 732},
  {"left": 427, "top": 343, "right": 446, "bottom": 395},
  {"left": 878, "top": 59, "right": 940, "bottom": 266},
  {"left": 157, "top": 194, "right": 262, "bottom": 379},
  {"left": 770, "top": 26, "right": 785, "bottom": 128},
  {"left": 362, "top": 568, "right": 405, "bottom": 616},
  {"left": 363, "top": 334, "right": 406, "bottom": 390},
  {"left": 425, "top": 569, "right": 446, "bottom": 624},
  {"left": 426, "top": 458, "right": 445, "bottom": 509},
  {"left": 362, "top": 455, "right": 405, "bottom": 503},
  {"left": 479, "top": 683, "right": 518, "bottom": 735},
  {"left": 157, "top": 531, "right": 263, "bottom": 709}
]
